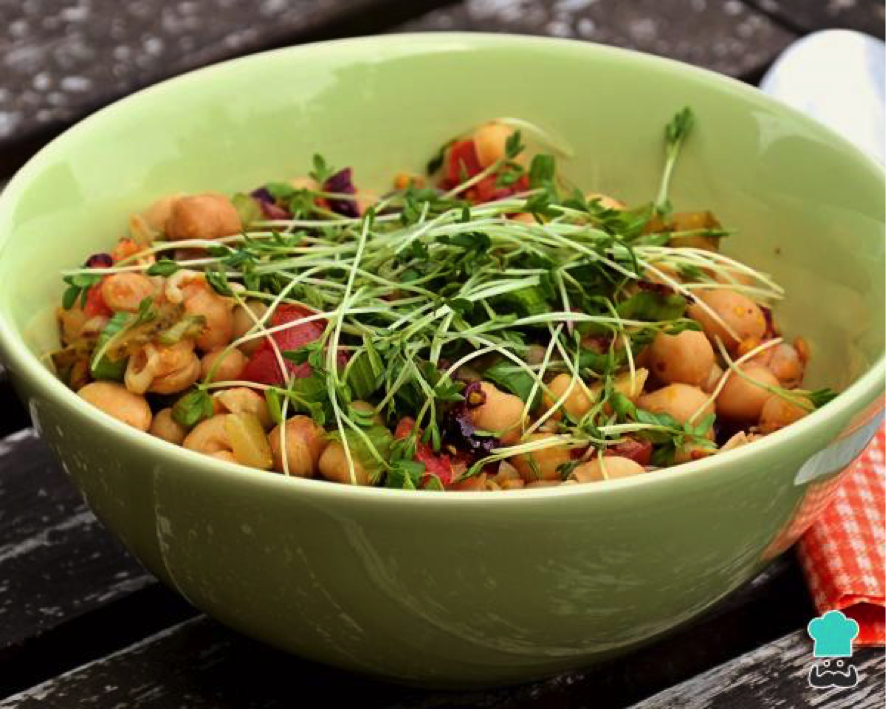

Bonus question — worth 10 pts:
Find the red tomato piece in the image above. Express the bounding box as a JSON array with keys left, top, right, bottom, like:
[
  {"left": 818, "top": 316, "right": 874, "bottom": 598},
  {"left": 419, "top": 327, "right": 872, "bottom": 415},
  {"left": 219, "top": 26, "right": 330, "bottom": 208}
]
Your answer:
[
  {"left": 446, "top": 140, "right": 482, "bottom": 185},
  {"left": 605, "top": 439, "right": 653, "bottom": 466},
  {"left": 83, "top": 282, "right": 112, "bottom": 318},
  {"left": 393, "top": 417, "right": 453, "bottom": 487},
  {"left": 240, "top": 304, "right": 326, "bottom": 385}
]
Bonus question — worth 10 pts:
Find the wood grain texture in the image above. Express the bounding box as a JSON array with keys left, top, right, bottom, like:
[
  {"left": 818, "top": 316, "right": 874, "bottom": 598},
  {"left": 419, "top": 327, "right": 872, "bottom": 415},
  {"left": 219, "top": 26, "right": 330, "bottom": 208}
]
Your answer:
[
  {"left": 0, "top": 557, "right": 819, "bottom": 708},
  {"left": 399, "top": 0, "right": 797, "bottom": 78},
  {"left": 746, "top": 0, "right": 885, "bottom": 37},
  {"left": 635, "top": 629, "right": 885, "bottom": 709},
  {"left": 0, "top": 429, "right": 153, "bottom": 652},
  {"left": 0, "top": 0, "right": 452, "bottom": 148}
]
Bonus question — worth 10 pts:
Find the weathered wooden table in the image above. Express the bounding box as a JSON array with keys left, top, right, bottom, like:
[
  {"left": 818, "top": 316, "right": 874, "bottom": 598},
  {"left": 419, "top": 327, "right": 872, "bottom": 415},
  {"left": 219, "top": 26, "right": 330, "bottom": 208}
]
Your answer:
[{"left": 0, "top": 1, "right": 884, "bottom": 707}]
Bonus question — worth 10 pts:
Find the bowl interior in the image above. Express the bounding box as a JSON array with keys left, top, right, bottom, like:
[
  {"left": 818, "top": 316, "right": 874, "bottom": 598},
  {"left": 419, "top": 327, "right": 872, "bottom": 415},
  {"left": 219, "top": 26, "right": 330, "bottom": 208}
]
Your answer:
[{"left": 0, "top": 33, "right": 883, "bottom": 398}]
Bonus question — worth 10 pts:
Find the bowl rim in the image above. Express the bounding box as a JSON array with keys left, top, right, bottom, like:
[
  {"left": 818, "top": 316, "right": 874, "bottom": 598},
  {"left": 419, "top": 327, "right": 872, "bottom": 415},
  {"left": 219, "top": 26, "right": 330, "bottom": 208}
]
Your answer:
[{"left": 0, "top": 31, "right": 883, "bottom": 504}]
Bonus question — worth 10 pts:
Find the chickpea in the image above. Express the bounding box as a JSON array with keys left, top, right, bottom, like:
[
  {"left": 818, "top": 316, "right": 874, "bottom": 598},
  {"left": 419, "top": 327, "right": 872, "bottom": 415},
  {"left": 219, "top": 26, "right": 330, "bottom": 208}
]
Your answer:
[
  {"left": 759, "top": 394, "right": 810, "bottom": 434},
  {"left": 767, "top": 343, "right": 805, "bottom": 389},
  {"left": 318, "top": 441, "right": 370, "bottom": 485},
  {"left": 542, "top": 373, "right": 593, "bottom": 420},
  {"left": 715, "top": 365, "right": 780, "bottom": 421},
  {"left": 149, "top": 407, "right": 187, "bottom": 445},
  {"left": 232, "top": 300, "right": 269, "bottom": 356},
  {"left": 638, "top": 383, "right": 713, "bottom": 432},
  {"left": 470, "top": 381, "right": 526, "bottom": 444},
  {"left": 200, "top": 347, "right": 247, "bottom": 382},
  {"left": 269, "top": 415, "right": 327, "bottom": 477},
  {"left": 586, "top": 193, "right": 626, "bottom": 211},
  {"left": 687, "top": 290, "right": 767, "bottom": 352},
  {"left": 166, "top": 194, "right": 241, "bottom": 240},
  {"left": 472, "top": 122, "right": 515, "bottom": 168},
  {"left": 573, "top": 456, "right": 644, "bottom": 483},
  {"left": 668, "top": 211, "right": 720, "bottom": 250},
  {"left": 649, "top": 330, "right": 715, "bottom": 386},
  {"left": 701, "top": 362, "right": 724, "bottom": 394},
  {"left": 511, "top": 213, "right": 536, "bottom": 224},
  {"left": 78, "top": 382, "right": 152, "bottom": 431},
  {"left": 511, "top": 434, "right": 572, "bottom": 482},
  {"left": 143, "top": 194, "right": 182, "bottom": 232},
  {"left": 183, "top": 284, "right": 234, "bottom": 352},
  {"left": 101, "top": 273, "right": 156, "bottom": 313},
  {"left": 589, "top": 368, "right": 649, "bottom": 412},
  {"left": 214, "top": 387, "right": 272, "bottom": 429},
  {"left": 58, "top": 305, "right": 87, "bottom": 344}
]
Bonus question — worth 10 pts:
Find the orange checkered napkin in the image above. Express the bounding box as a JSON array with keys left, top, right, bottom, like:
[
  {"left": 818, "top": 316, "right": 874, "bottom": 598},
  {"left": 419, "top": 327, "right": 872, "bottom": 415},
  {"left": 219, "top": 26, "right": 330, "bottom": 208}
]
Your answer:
[{"left": 797, "top": 425, "right": 886, "bottom": 647}]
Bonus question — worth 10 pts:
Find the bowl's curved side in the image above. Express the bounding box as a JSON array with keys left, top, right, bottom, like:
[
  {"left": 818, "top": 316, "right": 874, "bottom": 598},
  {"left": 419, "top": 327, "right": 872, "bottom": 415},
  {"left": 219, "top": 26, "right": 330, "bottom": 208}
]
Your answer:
[
  {"left": 0, "top": 34, "right": 883, "bottom": 684},
  {"left": 18, "top": 362, "right": 873, "bottom": 685}
]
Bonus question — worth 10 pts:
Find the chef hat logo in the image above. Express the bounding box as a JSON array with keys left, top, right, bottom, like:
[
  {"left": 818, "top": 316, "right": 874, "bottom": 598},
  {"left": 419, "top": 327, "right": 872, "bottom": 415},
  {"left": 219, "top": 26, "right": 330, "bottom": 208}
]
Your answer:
[{"left": 807, "top": 610, "right": 860, "bottom": 658}]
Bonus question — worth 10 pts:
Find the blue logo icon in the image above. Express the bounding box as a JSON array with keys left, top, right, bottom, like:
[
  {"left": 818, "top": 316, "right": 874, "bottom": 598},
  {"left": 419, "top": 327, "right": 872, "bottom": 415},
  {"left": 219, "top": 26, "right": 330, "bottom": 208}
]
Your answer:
[
  {"left": 807, "top": 610, "right": 860, "bottom": 657},
  {"left": 807, "top": 611, "right": 861, "bottom": 690}
]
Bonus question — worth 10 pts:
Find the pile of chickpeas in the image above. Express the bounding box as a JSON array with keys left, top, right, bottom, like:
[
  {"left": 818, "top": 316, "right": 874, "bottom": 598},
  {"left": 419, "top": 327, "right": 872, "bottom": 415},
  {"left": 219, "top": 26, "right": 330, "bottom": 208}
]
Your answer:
[{"left": 59, "top": 123, "right": 814, "bottom": 489}]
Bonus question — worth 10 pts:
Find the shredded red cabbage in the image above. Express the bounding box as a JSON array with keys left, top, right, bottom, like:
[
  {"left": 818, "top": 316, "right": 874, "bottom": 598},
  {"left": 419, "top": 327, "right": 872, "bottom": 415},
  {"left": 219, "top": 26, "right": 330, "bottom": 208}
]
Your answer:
[
  {"left": 324, "top": 168, "right": 359, "bottom": 218},
  {"left": 250, "top": 187, "right": 291, "bottom": 220}
]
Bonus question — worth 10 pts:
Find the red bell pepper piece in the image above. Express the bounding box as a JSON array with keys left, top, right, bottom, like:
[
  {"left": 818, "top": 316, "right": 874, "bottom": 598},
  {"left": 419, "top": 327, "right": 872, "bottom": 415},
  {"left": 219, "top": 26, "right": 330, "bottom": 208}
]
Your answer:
[
  {"left": 240, "top": 304, "right": 326, "bottom": 385},
  {"left": 83, "top": 283, "right": 112, "bottom": 318},
  {"left": 446, "top": 140, "right": 482, "bottom": 185}
]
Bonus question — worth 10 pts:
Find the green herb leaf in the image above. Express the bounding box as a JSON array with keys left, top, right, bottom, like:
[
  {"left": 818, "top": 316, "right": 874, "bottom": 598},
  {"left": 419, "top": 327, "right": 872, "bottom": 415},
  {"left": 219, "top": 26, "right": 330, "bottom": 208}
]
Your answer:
[
  {"left": 264, "top": 388, "right": 283, "bottom": 425},
  {"left": 158, "top": 315, "right": 206, "bottom": 345},
  {"left": 172, "top": 389, "right": 214, "bottom": 428},
  {"left": 346, "top": 340, "right": 384, "bottom": 401},
  {"left": 616, "top": 291, "right": 686, "bottom": 322},
  {"left": 309, "top": 154, "right": 334, "bottom": 185},
  {"left": 386, "top": 459, "right": 426, "bottom": 489},
  {"left": 426, "top": 139, "right": 455, "bottom": 175},
  {"left": 205, "top": 268, "right": 233, "bottom": 297},
  {"left": 505, "top": 130, "right": 524, "bottom": 159},
  {"left": 807, "top": 388, "right": 839, "bottom": 409},
  {"left": 483, "top": 360, "right": 538, "bottom": 405},
  {"left": 147, "top": 259, "right": 181, "bottom": 277}
]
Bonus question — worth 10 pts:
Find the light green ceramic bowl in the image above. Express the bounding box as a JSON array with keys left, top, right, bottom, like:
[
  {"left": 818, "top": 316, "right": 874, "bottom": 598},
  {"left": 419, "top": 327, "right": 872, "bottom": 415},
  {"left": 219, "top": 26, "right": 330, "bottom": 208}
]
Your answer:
[{"left": 0, "top": 34, "right": 883, "bottom": 686}]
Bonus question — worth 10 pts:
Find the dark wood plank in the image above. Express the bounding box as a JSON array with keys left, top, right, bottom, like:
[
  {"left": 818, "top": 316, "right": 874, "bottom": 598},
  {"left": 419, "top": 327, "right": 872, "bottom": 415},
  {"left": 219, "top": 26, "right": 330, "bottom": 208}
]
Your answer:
[
  {"left": 0, "top": 556, "right": 818, "bottom": 708},
  {"left": 0, "top": 368, "right": 30, "bottom": 437},
  {"left": 398, "top": 0, "right": 797, "bottom": 78},
  {"left": 746, "top": 0, "right": 885, "bottom": 38},
  {"left": 0, "top": 428, "right": 154, "bottom": 650},
  {"left": 635, "top": 629, "right": 885, "bottom": 709},
  {"left": 0, "top": 0, "right": 454, "bottom": 151}
]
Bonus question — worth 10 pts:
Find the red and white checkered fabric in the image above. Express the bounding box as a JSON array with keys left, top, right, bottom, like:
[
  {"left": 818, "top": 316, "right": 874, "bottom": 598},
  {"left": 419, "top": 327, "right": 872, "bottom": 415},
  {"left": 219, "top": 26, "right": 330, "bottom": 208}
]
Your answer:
[{"left": 797, "top": 425, "right": 886, "bottom": 647}]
